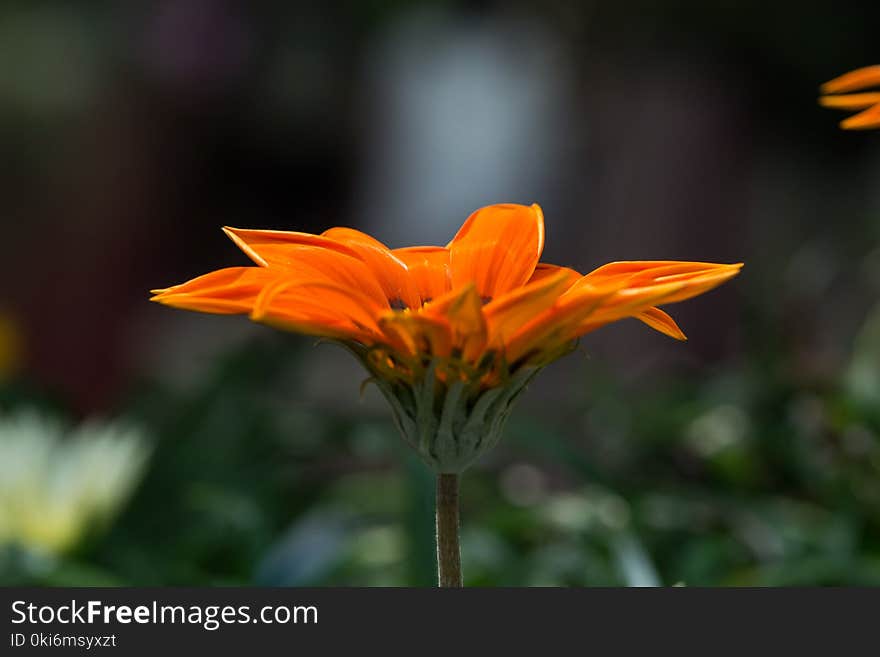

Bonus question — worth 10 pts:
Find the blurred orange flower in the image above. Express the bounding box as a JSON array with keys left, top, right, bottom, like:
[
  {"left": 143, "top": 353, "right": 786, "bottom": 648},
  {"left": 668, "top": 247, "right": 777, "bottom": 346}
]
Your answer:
[
  {"left": 820, "top": 65, "right": 880, "bottom": 130},
  {"left": 152, "top": 203, "right": 740, "bottom": 382}
]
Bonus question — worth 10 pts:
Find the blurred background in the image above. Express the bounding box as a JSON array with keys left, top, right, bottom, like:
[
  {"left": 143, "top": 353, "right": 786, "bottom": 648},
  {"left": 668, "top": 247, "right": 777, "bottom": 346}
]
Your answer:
[{"left": 2, "top": 0, "right": 880, "bottom": 586}]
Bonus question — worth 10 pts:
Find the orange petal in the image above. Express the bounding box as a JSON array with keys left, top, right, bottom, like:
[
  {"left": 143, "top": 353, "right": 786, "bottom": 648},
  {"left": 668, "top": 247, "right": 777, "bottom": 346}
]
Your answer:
[
  {"left": 576, "top": 304, "right": 688, "bottom": 340},
  {"left": 582, "top": 260, "right": 721, "bottom": 283},
  {"left": 527, "top": 262, "right": 582, "bottom": 290},
  {"left": 223, "top": 227, "right": 360, "bottom": 266},
  {"left": 840, "top": 103, "right": 880, "bottom": 130},
  {"left": 421, "top": 283, "right": 487, "bottom": 360},
  {"left": 819, "top": 92, "right": 880, "bottom": 111},
  {"left": 580, "top": 261, "right": 742, "bottom": 305},
  {"left": 510, "top": 279, "right": 677, "bottom": 360},
  {"left": 323, "top": 227, "right": 421, "bottom": 310},
  {"left": 579, "top": 280, "right": 688, "bottom": 316},
  {"left": 634, "top": 307, "right": 687, "bottom": 340},
  {"left": 448, "top": 203, "right": 545, "bottom": 300},
  {"left": 150, "top": 267, "right": 278, "bottom": 314},
  {"left": 484, "top": 270, "right": 573, "bottom": 347},
  {"left": 223, "top": 227, "right": 389, "bottom": 308},
  {"left": 251, "top": 279, "right": 384, "bottom": 342},
  {"left": 504, "top": 280, "right": 623, "bottom": 364},
  {"left": 821, "top": 65, "right": 880, "bottom": 94},
  {"left": 392, "top": 246, "right": 451, "bottom": 305},
  {"left": 573, "top": 265, "right": 742, "bottom": 335},
  {"left": 378, "top": 312, "right": 452, "bottom": 358},
  {"left": 506, "top": 262, "right": 741, "bottom": 362},
  {"left": 626, "top": 264, "right": 743, "bottom": 306}
]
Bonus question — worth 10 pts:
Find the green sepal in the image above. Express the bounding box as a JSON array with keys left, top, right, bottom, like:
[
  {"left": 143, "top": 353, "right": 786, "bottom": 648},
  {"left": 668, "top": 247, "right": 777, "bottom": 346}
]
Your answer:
[
  {"left": 329, "top": 339, "right": 558, "bottom": 473},
  {"left": 369, "top": 359, "right": 539, "bottom": 473}
]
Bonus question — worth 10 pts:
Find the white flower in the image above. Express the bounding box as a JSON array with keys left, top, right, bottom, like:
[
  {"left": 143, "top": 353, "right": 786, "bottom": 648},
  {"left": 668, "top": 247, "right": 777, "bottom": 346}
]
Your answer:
[{"left": 0, "top": 410, "right": 151, "bottom": 555}]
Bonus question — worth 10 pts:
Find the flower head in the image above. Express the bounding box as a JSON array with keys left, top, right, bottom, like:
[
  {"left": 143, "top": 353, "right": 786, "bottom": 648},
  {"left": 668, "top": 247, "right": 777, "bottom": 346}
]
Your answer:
[
  {"left": 820, "top": 65, "right": 880, "bottom": 130},
  {"left": 152, "top": 204, "right": 741, "bottom": 471}
]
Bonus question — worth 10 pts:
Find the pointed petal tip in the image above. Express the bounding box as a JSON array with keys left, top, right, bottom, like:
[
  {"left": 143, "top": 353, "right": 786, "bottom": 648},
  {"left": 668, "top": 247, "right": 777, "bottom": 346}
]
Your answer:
[
  {"left": 821, "top": 65, "right": 880, "bottom": 94},
  {"left": 713, "top": 262, "right": 744, "bottom": 278},
  {"left": 819, "top": 92, "right": 880, "bottom": 111},
  {"left": 221, "top": 226, "right": 245, "bottom": 241},
  {"left": 840, "top": 109, "right": 880, "bottom": 130},
  {"left": 220, "top": 226, "right": 272, "bottom": 267},
  {"left": 221, "top": 225, "right": 245, "bottom": 241},
  {"left": 149, "top": 292, "right": 177, "bottom": 305},
  {"left": 150, "top": 286, "right": 184, "bottom": 302},
  {"left": 222, "top": 226, "right": 257, "bottom": 240},
  {"left": 702, "top": 264, "right": 743, "bottom": 286},
  {"left": 633, "top": 307, "right": 690, "bottom": 342}
]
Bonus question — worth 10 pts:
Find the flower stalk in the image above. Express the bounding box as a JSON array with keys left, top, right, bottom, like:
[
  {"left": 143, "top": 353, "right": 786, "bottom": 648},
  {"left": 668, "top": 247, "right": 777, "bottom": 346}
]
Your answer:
[{"left": 435, "top": 473, "right": 462, "bottom": 587}]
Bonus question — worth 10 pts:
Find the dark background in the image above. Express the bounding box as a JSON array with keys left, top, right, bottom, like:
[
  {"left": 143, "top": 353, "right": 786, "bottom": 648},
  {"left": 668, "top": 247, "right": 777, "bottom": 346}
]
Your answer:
[{"left": 1, "top": 0, "right": 880, "bottom": 585}]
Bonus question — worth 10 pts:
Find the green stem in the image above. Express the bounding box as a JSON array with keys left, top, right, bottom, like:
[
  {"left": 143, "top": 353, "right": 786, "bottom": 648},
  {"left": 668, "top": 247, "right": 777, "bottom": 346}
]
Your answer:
[{"left": 435, "top": 473, "right": 462, "bottom": 587}]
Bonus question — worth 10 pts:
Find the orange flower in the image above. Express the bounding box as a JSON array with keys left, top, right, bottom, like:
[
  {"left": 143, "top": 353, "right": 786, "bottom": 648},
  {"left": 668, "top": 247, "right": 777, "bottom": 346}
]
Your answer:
[
  {"left": 820, "top": 65, "right": 880, "bottom": 130},
  {"left": 152, "top": 204, "right": 741, "bottom": 471}
]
